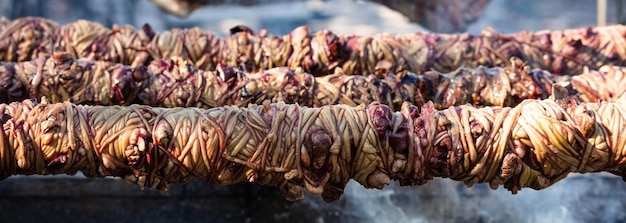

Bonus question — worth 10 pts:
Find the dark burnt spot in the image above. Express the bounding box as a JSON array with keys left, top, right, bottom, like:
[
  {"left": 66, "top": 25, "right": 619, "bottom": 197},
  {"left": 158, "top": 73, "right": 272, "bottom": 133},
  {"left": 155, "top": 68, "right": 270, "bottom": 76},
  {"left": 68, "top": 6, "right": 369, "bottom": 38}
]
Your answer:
[
  {"left": 567, "top": 39, "right": 583, "bottom": 49},
  {"left": 310, "top": 130, "right": 332, "bottom": 170},
  {"left": 0, "top": 113, "right": 11, "bottom": 123},
  {"left": 131, "top": 65, "right": 148, "bottom": 82},
  {"left": 325, "top": 33, "right": 342, "bottom": 62},
  {"left": 367, "top": 103, "right": 392, "bottom": 139},
  {"left": 432, "top": 136, "right": 451, "bottom": 177},
  {"left": 415, "top": 72, "right": 437, "bottom": 105},
  {"left": 322, "top": 184, "right": 344, "bottom": 202},
  {"left": 302, "top": 125, "right": 334, "bottom": 188},
  {"left": 389, "top": 124, "right": 408, "bottom": 154},
  {"left": 229, "top": 25, "right": 254, "bottom": 35},
  {"left": 140, "top": 23, "right": 156, "bottom": 39},
  {"left": 425, "top": 117, "right": 452, "bottom": 177}
]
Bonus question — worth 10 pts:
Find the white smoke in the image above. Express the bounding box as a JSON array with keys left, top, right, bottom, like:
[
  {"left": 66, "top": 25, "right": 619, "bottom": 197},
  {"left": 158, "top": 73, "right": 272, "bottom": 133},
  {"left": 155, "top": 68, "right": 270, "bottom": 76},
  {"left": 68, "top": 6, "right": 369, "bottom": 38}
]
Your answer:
[{"left": 300, "top": 173, "right": 626, "bottom": 223}]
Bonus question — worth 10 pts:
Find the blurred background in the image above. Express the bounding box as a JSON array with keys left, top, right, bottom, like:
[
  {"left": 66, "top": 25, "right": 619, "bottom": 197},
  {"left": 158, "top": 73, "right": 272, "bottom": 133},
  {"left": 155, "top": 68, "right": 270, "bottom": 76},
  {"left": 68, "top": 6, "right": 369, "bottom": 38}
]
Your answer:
[
  {"left": 1, "top": 0, "right": 626, "bottom": 222},
  {"left": 1, "top": 0, "right": 624, "bottom": 35}
]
